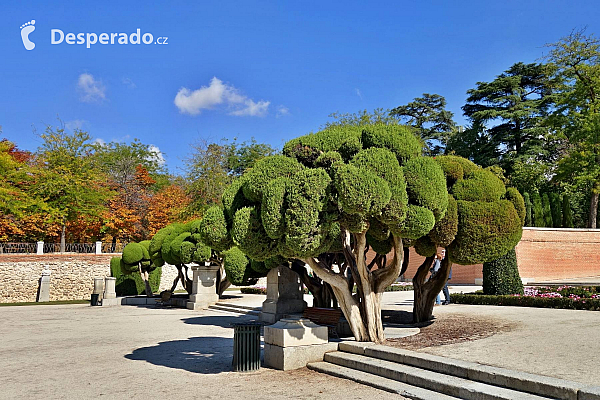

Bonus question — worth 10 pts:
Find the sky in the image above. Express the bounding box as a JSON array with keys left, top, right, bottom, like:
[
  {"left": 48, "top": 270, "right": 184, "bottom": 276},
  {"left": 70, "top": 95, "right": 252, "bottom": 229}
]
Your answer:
[{"left": 1, "top": 1, "right": 599, "bottom": 173}]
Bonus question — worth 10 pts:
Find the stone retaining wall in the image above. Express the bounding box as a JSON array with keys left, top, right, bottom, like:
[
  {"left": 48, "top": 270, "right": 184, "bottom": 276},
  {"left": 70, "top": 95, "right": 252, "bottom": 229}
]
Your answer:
[{"left": 0, "top": 254, "right": 184, "bottom": 303}]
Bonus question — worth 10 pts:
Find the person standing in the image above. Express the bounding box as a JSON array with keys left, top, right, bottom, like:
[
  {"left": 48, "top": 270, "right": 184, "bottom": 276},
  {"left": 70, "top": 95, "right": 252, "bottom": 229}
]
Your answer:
[{"left": 430, "top": 252, "right": 443, "bottom": 305}]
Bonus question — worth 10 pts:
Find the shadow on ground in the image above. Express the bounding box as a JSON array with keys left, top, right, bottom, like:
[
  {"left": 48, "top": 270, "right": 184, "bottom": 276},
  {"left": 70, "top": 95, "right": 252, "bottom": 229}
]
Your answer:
[
  {"left": 182, "top": 313, "right": 260, "bottom": 328},
  {"left": 382, "top": 309, "right": 435, "bottom": 328},
  {"left": 125, "top": 336, "right": 235, "bottom": 374}
]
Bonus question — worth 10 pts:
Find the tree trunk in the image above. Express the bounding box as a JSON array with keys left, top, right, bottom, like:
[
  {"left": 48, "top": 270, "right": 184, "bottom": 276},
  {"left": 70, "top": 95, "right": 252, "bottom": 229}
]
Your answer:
[
  {"left": 169, "top": 275, "right": 180, "bottom": 293},
  {"left": 302, "top": 229, "right": 404, "bottom": 343},
  {"left": 589, "top": 184, "right": 599, "bottom": 229},
  {"left": 290, "top": 260, "right": 336, "bottom": 308},
  {"left": 217, "top": 265, "right": 231, "bottom": 297},
  {"left": 60, "top": 221, "right": 66, "bottom": 253},
  {"left": 412, "top": 252, "right": 452, "bottom": 323},
  {"left": 111, "top": 236, "right": 117, "bottom": 253},
  {"left": 139, "top": 265, "right": 153, "bottom": 297}
]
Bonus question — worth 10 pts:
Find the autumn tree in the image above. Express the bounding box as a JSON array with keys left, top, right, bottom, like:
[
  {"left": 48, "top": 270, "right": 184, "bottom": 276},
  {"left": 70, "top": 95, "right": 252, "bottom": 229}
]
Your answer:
[
  {"left": 33, "top": 126, "right": 112, "bottom": 251},
  {"left": 184, "top": 138, "right": 275, "bottom": 217}
]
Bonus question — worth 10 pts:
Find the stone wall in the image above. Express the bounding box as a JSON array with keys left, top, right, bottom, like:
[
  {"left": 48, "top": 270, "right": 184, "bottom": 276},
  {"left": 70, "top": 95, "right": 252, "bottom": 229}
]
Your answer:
[{"left": 0, "top": 254, "right": 184, "bottom": 303}]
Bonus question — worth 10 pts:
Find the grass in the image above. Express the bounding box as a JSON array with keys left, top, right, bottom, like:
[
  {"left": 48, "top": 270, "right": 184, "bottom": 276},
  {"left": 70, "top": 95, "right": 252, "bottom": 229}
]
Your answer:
[{"left": 0, "top": 299, "right": 90, "bottom": 307}]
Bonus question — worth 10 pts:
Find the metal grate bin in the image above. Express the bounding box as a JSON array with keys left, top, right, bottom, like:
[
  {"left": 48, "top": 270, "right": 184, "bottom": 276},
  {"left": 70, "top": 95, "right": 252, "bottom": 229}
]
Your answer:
[{"left": 232, "top": 323, "right": 261, "bottom": 372}]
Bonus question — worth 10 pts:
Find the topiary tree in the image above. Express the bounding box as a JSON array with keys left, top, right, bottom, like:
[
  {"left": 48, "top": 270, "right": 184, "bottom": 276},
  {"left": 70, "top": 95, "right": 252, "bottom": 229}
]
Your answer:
[
  {"left": 482, "top": 248, "right": 524, "bottom": 295},
  {"left": 562, "top": 193, "right": 574, "bottom": 228},
  {"left": 110, "top": 256, "right": 161, "bottom": 296},
  {"left": 201, "top": 125, "right": 523, "bottom": 342},
  {"left": 532, "top": 191, "right": 544, "bottom": 227},
  {"left": 523, "top": 192, "right": 533, "bottom": 227},
  {"left": 413, "top": 156, "right": 524, "bottom": 322},
  {"left": 118, "top": 241, "right": 158, "bottom": 296}
]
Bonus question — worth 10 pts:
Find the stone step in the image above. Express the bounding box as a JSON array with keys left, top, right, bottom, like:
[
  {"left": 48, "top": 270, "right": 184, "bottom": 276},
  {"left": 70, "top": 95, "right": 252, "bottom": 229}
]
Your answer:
[
  {"left": 307, "top": 361, "right": 461, "bottom": 400},
  {"left": 208, "top": 304, "right": 261, "bottom": 316},
  {"left": 324, "top": 351, "right": 553, "bottom": 400},
  {"left": 217, "top": 302, "right": 262, "bottom": 311},
  {"left": 339, "top": 342, "right": 583, "bottom": 400}
]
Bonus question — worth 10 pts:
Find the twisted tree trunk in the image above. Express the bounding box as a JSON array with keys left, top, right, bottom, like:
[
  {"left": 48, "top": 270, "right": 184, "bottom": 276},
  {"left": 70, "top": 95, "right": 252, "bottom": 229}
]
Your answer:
[
  {"left": 412, "top": 250, "right": 452, "bottom": 323},
  {"left": 303, "top": 228, "right": 403, "bottom": 343}
]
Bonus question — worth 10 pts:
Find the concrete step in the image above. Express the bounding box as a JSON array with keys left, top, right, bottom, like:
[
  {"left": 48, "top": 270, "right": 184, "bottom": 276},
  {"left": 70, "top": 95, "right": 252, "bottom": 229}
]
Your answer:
[
  {"left": 308, "top": 361, "right": 461, "bottom": 400},
  {"left": 340, "top": 342, "right": 583, "bottom": 400},
  {"left": 208, "top": 304, "right": 261, "bottom": 316},
  {"left": 217, "top": 302, "right": 262, "bottom": 311},
  {"left": 324, "top": 351, "right": 553, "bottom": 400}
]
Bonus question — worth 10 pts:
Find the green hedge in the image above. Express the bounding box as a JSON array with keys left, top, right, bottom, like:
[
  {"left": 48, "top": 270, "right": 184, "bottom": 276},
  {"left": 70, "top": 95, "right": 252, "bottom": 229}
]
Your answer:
[
  {"left": 451, "top": 293, "right": 600, "bottom": 311},
  {"left": 110, "top": 257, "right": 161, "bottom": 296}
]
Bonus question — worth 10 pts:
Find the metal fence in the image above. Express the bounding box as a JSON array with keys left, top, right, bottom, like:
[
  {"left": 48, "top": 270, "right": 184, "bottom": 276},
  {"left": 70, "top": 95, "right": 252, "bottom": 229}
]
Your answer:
[
  {"left": 0, "top": 243, "right": 36, "bottom": 254},
  {"left": 0, "top": 242, "right": 127, "bottom": 254}
]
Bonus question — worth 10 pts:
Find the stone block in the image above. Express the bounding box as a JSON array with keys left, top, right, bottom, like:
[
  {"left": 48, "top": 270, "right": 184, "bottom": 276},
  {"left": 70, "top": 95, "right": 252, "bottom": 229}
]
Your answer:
[
  {"left": 260, "top": 266, "right": 307, "bottom": 323},
  {"left": 264, "top": 318, "right": 328, "bottom": 347},
  {"left": 264, "top": 342, "right": 338, "bottom": 370},
  {"left": 101, "top": 297, "right": 121, "bottom": 306},
  {"left": 37, "top": 270, "right": 51, "bottom": 302},
  {"left": 103, "top": 277, "right": 116, "bottom": 299},
  {"left": 186, "top": 264, "right": 220, "bottom": 310},
  {"left": 580, "top": 386, "right": 600, "bottom": 400}
]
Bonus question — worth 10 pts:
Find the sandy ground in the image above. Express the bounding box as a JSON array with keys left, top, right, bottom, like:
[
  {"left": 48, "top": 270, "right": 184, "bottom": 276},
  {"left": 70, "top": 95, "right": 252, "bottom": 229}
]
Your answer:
[{"left": 0, "top": 302, "right": 402, "bottom": 400}]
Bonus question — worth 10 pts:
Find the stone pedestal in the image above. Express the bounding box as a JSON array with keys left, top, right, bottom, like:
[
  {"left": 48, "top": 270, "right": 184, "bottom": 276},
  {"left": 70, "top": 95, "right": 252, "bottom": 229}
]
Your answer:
[
  {"left": 102, "top": 277, "right": 119, "bottom": 306},
  {"left": 264, "top": 318, "right": 337, "bottom": 370},
  {"left": 37, "top": 269, "right": 51, "bottom": 302},
  {"left": 260, "top": 266, "right": 307, "bottom": 324},
  {"left": 186, "top": 264, "right": 219, "bottom": 311},
  {"left": 36, "top": 241, "right": 44, "bottom": 255},
  {"left": 95, "top": 241, "right": 102, "bottom": 255},
  {"left": 93, "top": 277, "right": 104, "bottom": 300}
]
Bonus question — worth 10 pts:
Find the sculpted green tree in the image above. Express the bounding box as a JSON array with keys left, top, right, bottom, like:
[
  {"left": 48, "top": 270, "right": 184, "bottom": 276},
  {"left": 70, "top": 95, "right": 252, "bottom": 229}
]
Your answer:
[
  {"left": 412, "top": 155, "right": 524, "bottom": 321},
  {"left": 147, "top": 218, "right": 262, "bottom": 297},
  {"left": 117, "top": 240, "right": 159, "bottom": 296},
  {"left": 201, "top": 125, "right": 523, "bottom": 341}
]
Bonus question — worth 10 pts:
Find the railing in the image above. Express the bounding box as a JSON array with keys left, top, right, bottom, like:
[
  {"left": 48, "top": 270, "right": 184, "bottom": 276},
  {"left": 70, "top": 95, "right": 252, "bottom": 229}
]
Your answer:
[
  {"left": 101, "top": 242, "right": 127, "bottom": 254},
  {"left": 0, "top": 241, "right": 128, "bottom": 254},
  {"left": 43, "top": 243, "right": 96, "bottom": 253},
  {"left": 0, "top": 243, "right": 36, "bottom": 254}
]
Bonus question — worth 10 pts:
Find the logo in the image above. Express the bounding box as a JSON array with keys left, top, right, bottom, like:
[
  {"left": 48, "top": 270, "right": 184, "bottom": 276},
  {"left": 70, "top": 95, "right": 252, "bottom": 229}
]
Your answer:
[{"left": 20, "top": 19, "right": 36, "bottom": 50}]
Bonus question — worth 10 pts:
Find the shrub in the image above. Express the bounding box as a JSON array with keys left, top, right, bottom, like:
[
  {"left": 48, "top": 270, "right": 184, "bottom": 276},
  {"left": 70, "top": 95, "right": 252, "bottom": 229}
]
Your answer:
[
  {"left": 531, "top": 191, "right": 544, "bottom": 227},
  {"left": 122, "top": 243, "right": 144, "bottom": 264},
  {"left": 451, "top": 169, "right": 505, "bottom": 203},
  {"left": 110, "top": 256, "right": 161, "bottom": 296},
  {"left": 361, "top": 124, "right": 422, "bottom": 165},
  {"left": 451, "top": 293, "right": 600, "bottom": 311},
  {"left": 482, "top": 248, "right": 524, "bottom": 295},
  {"left": 403, "top": 157, "right": 448, "bottom": 221}
]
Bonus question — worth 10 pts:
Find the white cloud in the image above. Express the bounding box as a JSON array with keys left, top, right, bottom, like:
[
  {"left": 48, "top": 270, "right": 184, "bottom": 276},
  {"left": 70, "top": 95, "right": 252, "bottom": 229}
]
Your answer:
[
  {"left": 122, "top": 77, "right": 136, "bottom": 89},
  {"left": 65, "top": 119, "right": 87, "bottom": 130},
  {"left": 276, "top": 105, "right": 290, "bottom": 118},
  {"left": 174, "top": 77, "right": 270, "bottom": 117},
  {"left": 355, "top": 88, "right": 363, "bottom": 99},
  {"left": 148, "top": 145, "right": 166, "bottom": 166},
  {"left": 78, "top": 73, "right": 106, "bottom": 103}
]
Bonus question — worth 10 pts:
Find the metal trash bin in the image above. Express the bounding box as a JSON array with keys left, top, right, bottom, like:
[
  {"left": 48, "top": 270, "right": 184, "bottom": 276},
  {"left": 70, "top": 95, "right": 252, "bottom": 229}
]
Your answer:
[
  {"left": 90, "top": 293, "right": 100, "bottom": 306},
  {"left": 232, "top": 322, "right": 261, "bottom": 372}
]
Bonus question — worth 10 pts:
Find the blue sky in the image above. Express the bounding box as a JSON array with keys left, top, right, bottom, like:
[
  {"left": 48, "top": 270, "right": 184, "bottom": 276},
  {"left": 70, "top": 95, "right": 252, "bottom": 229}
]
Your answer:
[{"left": 2, "top": 1, "right": 599, "bottom": 173}]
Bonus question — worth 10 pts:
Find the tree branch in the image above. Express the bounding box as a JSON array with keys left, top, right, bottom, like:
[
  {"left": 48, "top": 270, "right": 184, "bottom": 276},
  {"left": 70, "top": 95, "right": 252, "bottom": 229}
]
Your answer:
[{"left": 373, "top": 235, "right": 403, "bottom": 292}]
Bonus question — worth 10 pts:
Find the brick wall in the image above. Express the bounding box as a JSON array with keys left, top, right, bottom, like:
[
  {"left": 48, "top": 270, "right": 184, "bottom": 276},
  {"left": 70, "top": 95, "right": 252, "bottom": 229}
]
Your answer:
[
  {"left": 0, "top": 254, "right": 183, "bottom": 303},
  {"left": 515, "top": 227, "right": 600, "bottom": 283}
]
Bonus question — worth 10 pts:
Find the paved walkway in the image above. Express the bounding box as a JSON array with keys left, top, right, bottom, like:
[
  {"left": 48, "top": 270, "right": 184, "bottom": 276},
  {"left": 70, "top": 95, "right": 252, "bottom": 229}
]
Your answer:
[{"left": 1, "top": 287, "right": 598, "bottom": 399}]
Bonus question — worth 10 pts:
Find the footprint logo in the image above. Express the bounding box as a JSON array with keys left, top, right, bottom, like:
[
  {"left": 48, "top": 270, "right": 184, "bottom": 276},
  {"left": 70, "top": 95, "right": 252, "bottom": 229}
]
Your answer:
[{"left": 20, "top": 20, "right": 36, "bottom": 50}]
